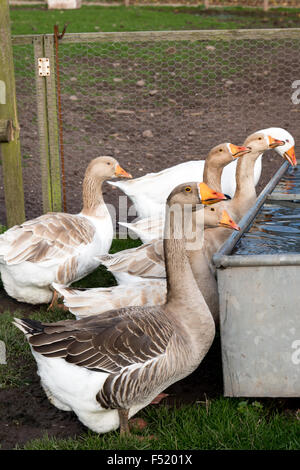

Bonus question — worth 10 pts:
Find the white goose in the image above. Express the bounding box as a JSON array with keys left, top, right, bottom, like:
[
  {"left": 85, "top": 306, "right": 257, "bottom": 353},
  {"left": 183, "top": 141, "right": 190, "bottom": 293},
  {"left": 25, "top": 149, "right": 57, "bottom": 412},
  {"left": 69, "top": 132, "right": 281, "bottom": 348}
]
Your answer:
[
  {"left": 109, "top": 128, "right": 296, "bottom": 220},
  {"left": 118, "top": 141, "right": 249, "bottom": 243},
  {"left": 53, "top": 207, "right": 239, "bottom": 320},
  {"left": 0, "top": 157, "right": 131, "bottom": 305},
  {"left": 14, "top": 182, "right": 225, "bottom": 435}
]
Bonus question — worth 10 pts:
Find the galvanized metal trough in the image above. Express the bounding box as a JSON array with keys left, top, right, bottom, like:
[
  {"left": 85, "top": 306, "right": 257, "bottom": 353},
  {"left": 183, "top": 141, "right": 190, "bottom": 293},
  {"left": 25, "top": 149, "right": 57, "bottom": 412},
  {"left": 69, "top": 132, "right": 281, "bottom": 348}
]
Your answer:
[{"left": 213, "top": 161, "right": 300, "bottom": 397}]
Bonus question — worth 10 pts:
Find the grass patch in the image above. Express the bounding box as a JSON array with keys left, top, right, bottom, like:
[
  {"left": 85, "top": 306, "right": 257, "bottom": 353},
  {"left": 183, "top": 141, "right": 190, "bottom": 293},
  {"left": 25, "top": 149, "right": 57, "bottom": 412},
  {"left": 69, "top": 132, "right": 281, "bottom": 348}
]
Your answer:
[
  {"left": 10, "top": 5, "right": 300, "bottom": 37},
  {"left": 21, "top": 398, "right": 300, "bottom": 450},
  {"left": 0, "top": 308, "right": 73, "bottom": 389}
]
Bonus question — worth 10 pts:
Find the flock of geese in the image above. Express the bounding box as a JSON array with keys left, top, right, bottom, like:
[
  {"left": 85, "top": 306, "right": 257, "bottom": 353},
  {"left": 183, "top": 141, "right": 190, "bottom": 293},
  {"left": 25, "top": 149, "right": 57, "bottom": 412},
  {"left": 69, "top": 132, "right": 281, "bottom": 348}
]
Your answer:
[{"left": 0, "top": 127, "right": 296, "bottom": 435}]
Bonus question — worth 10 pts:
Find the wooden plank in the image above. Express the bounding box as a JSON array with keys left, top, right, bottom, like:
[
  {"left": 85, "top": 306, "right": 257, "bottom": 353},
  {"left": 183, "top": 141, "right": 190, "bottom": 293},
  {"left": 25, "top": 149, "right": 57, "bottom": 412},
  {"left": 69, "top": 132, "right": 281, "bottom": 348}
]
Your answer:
[
  {"left": 44, "top": 34, "right": 62, "bottom": 212},
  {"left": 12, "top": 28, "right": 300, "bottom": 46},
  {"left": 12, "top": 35, "right": 38, "bottom": 45},
  {"left": 0, "top": 0, "right": 25, "bottom": 227},
  {"left": 41, "top": 28, "right": 300, "bottom": 44},
  {"left": 33, "top": 35, "right": 53, "bottom": 213}
]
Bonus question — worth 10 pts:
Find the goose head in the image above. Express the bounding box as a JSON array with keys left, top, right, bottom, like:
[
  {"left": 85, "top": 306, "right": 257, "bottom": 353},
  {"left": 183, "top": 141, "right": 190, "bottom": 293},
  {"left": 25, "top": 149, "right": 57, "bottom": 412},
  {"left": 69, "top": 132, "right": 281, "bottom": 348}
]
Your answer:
[
  {"left": 204, "top": 206, "right": 240, "bottom": 231},
  {"left": 259, "top": 127, "right": 297, "bottom": 167},
  {"left": 166, "top": 182, "right": 230, "bottom": 209},
  {"left": 243, "top": 131, "right": 285, "bottom": 157},
  {"left": 84, "top": 156, "right": 132, "bottom": 182},
  {"left": 207, "top": 142, "right": 250, "bottom": 166}
]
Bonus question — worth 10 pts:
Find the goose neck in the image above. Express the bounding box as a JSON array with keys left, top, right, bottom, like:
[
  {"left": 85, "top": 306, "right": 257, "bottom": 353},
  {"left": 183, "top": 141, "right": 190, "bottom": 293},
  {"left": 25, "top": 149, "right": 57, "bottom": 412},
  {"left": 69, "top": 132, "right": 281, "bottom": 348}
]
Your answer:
[
  {"left": 81, "top": 175, "right": 106, "bottom": 217},
  {"left": 234, "top": 151, "right": 261, "bottom": 204},
  {"left": 203, "top": 161, "right": 224, "bottom": 193},
  {"left": 163, "top": 205, "right": 205, "bottom": 307}
]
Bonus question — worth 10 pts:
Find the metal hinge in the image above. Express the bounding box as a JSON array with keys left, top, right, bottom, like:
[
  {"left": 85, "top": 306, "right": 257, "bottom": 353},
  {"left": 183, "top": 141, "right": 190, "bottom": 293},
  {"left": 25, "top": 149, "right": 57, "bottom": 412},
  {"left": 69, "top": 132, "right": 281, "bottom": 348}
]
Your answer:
[{"left": 38, "top": 58, "right": 50, "bottom": 76}]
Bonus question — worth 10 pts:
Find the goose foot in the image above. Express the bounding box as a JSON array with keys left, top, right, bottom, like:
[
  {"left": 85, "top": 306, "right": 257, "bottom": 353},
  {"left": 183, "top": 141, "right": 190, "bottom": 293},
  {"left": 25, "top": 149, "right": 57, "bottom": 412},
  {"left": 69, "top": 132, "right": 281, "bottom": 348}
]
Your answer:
[{"left": 150, "top": 393, "right": 169, "bottom": 405}]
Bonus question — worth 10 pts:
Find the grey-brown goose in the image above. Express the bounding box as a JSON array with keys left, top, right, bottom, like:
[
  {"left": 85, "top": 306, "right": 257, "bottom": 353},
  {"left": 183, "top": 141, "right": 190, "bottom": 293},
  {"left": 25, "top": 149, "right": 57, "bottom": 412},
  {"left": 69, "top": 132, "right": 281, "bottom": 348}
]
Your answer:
[
  {"left": 204, "top": 129, "right": 295, "bottom": 273},
  {"left": 14, "top": 182, "right": 227, "bottom": 435}
]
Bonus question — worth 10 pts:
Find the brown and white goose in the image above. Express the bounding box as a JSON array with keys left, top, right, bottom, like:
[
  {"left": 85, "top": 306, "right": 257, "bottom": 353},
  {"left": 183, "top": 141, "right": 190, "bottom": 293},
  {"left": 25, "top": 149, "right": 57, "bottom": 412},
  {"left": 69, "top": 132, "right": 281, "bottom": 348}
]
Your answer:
[
  {"left": 14, "top": 182, "right": 227, "bottom": 435},
  {"left": 0, "top": 157, "right": 131, "bottom": 305},
  {"left": 53, "top": 208, "right": 239, "bottom": 321}
]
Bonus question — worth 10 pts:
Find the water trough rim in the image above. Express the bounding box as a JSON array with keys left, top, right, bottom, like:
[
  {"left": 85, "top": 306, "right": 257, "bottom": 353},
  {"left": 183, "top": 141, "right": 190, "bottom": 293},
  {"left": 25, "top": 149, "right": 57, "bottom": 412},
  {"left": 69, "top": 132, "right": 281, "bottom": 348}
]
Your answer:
[{"left": 212, "top": 160, "right": 300, "bottom": 269}]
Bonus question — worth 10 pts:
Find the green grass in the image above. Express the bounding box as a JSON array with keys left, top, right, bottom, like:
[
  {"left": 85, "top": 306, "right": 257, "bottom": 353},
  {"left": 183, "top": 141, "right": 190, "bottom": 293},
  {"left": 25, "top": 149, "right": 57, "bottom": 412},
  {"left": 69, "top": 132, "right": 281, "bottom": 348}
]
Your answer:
[
  {"left": 20, "top": 398, "right": 300, "bottom": 450},
  {"left": 0, "top": 308, "right": 73, "bottom": 389},
  {"left": 10, "top": 5, "right": 300, "bottom": 36}
]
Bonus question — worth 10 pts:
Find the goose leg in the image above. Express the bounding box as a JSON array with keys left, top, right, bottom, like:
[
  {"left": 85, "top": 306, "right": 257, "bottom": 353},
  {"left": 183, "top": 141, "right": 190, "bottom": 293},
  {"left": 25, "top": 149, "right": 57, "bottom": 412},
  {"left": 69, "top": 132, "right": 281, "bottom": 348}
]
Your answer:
[
  {"left": 118, "top": 409, "right": 130, "bottom": 435},
  {"left": 48, "top": 289, "right": 69, "bottom": 311},
  {"left": 47, "top": 289, "right": 59, "bottom": 311}
]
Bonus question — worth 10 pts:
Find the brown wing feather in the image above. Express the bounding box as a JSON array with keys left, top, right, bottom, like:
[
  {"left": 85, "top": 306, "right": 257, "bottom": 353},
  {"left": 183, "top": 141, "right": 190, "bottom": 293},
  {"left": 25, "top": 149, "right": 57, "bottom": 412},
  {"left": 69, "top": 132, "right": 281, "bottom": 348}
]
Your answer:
[
  {"left": 25, "top": 306, "right": 173, "bottom": 374},
  {"left": 101, "top": 239, "right": 166, "bottom": 278},
  {"left": 1, "top": 213, "right": 95, "bottom": 265}
]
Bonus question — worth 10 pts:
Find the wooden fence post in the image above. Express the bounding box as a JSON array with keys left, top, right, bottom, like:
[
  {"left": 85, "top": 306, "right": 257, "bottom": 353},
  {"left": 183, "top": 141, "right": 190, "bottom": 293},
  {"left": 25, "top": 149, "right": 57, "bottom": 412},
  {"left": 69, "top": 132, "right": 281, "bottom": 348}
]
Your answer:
[
  {"left": 204, "top": 0, "right": 210, "bottom": 9},
  {"left": 34, "top": 35, "right": 62, "bottom": 214},
  {"left": 0, "top": 0, "right": 25, "bottom": 227},
  {"left": 263, "top": 0, "right": 269, "bottom": 12}
]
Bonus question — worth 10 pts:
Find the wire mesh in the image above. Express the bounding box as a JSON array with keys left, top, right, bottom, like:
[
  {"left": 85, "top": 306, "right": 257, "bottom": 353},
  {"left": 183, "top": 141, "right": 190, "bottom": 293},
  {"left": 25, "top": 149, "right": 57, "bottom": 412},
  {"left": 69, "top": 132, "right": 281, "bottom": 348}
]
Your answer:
[
  {"left": 7, "top": 31, "right": 300, "bottom": 226},
  {"left": 55, "top": 33, "right": 300, "bottom": 218}
]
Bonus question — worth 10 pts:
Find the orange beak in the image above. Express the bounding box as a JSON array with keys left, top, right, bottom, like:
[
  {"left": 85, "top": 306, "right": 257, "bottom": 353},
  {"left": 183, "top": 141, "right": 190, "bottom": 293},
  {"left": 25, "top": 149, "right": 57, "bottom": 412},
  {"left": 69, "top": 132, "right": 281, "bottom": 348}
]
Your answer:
[
  {"left": 229, "top": 144, "right": 251, "bottom": 158},
  {"left": 219, "top": 210, "right": 240, "bottom": 231},
  {"left": 268, "top": 136, "right": 285, "bottom": 149},
  {"left": 115, "top": 164, "right": 132, "bottom": 178},
  {"left": 283, "top": 146, "right": 297, "bottom": 167},
  {"left": 198, "top": 182, "right": 229, "bottom": 205}
]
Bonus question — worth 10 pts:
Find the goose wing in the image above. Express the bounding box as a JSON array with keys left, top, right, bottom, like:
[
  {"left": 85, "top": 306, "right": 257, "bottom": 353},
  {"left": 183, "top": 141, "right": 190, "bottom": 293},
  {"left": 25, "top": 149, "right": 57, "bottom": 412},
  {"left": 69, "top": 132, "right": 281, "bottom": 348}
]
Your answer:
[
  {"left": 99, "top": 239, "right": 166, "bottom": 279},
  {"left": 0, "top": 213, "right": 95, "bottom": 266},
  {"left": 52, "top": 280, "right": 167, "bottom": 318},
  {"left": 14, "top": 306, "right": 173, "bottom": 374}
]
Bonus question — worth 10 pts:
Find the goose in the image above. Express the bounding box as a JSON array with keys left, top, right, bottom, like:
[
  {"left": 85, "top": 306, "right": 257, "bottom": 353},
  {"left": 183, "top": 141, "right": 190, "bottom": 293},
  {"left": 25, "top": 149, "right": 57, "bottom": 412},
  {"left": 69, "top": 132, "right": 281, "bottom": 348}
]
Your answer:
[
  {"left": 95, "top": 141, "right": 249, "bottom": 285},
  {"left": 14, "top": 181, "right": 227, "bottom": 435},
  {"left": 53, "top": 208, "right": 239, "bottom": 321},
  {"left": 0, "top": 157, "right": 132, "bottom": 305},
  {"left": 98, "top": 202, "right": 238, "bottom": 286},
  {"left": 117, "top": 142, "right": 249, "bottom": 242},
  {"left": 203, "top": 129, "right": 297, "bottom": 273},
  {"left": 108, "top": 128, "right": 296, "bottom": 220},
  {"left": 96, "top": 128, "right": 296, "bottom": 286}
]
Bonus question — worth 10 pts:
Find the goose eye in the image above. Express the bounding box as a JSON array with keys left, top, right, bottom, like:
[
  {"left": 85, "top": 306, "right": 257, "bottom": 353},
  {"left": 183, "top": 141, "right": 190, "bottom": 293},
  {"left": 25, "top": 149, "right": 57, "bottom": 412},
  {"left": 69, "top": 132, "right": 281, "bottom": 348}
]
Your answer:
[
  {"left": 210, "top": 208, "right": 215, "bottom": 211},
  {"left": 107, "top": 162, "right": 111, "bottom": 165},
  {"left": 219, "top": 149, "right": 223, "bottom": 152},
  {"left": 185, "top": 186, "right": 192, "bottom": 192},
  {"left": 258, "top": 137, "right": 262, "bottom": 140},
  {"left": 286, "top": 139, "right": 290, "bottom": 143}
]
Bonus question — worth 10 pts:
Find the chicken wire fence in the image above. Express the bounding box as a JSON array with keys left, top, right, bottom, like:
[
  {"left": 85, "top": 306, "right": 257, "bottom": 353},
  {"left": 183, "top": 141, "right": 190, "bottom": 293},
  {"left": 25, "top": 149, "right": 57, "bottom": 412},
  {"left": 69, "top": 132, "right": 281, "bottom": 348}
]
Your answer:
[{"left": 2, "top": 29, "right": 300, "bottom": 226}]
